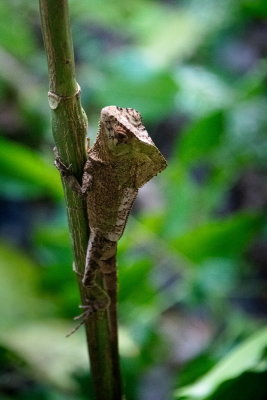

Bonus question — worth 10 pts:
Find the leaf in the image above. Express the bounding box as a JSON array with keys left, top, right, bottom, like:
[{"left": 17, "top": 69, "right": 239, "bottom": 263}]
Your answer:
[
  {"left": 193, "top": 258, "right": 238, "bottom": 297},
  {"left": 178, "top": 111, "right": 225, "bottom": 165},
  {"left": 0, "top": 137, "right": 62, "bottom": 200},
  {"left": 0, "top": 3, "right": 35, "bottom": 59},
  {"left": 175, "top": 66, "right": 234, "bottom": 116},
  {"left": 33, "top": 225, "right": 79, "bottom": 314},
  {"left": 34, "top": 225, "right": 72, "bottom": 267},
  {"left": 139, "top": 10, "right": 207, "bottom": 67},
  {"left": 178, "top": 353, "right": 216, "bottom": 388},
  {"left": 95, "top": 69, "right": 177, "bottom": 122},
  {"left": 208, "top": 370, "right": 267, "bottom": 400},
  {"left": 242, "top": 0, "right": 267, "bottom": 17},
  {"left": 175, "top": 326, "right": 267, "bottom": 399},
  {"left": 0, "top": 344, "right": 72, "bottom": 400},
  {"left": 0, "top": 242, "right": 56, "bottom": 330},
  {"left": 135, "top": 1, "right": 233, "bottom": 67},
  {"left": 0, "top": 321, "right": 89, "bottom": 391},
  {"left": 119, "top": 255, "right": 155, "bottom": 306},
  {"left": 171, "top": 213, "right": 263, "bottom": 262},
  {"left": 0, "top": 242, "right": 88, "bottom": 391}
]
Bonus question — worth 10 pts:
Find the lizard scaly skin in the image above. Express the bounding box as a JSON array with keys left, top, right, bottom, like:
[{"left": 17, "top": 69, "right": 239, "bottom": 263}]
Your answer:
[{"left": 56, "top": 106, "right": 167, "bottom": 316}]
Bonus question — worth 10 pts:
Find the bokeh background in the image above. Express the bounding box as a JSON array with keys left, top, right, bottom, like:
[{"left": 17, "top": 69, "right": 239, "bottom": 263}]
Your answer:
[{"left": 1, "top": 1, "right": 267, "bottom": 399}]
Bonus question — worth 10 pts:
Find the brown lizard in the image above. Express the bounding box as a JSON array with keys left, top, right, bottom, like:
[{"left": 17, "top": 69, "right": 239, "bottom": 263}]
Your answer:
[{"left": 55, "top": 106, "right": 167, "bottom": 322}]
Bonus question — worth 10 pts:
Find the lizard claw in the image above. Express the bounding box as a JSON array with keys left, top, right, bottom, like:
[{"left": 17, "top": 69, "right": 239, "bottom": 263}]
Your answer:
[
  {"left": 66, "top": 292, "right": 110, "bottom": 337},
  {"left": 65, "top": 308, "right": 92, "bottom": 337},
  {"left": 66, "top": 303, "right": 93, "bottom": 337},
  {"left": 54, "top": 156, "right": 72, "bottom": 177},
  {"left": 53, "top": 148, "right": 72, "bottom": 176}
]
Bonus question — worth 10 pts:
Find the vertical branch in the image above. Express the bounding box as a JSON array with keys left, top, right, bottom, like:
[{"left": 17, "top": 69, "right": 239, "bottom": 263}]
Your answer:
[{"left": 39, "top": 1, "right": 122, "bottom": 399}]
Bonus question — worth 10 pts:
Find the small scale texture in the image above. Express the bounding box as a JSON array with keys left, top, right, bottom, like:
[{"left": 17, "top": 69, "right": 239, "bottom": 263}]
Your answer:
[
  {"left": 82, "top": 106, "right": 167, "bottom": 288},
  {"left": 86, "top": 105, "right": 167, "bottom": 241},
  {"left": 56, "top": 105, "right": 167, "bottom": 302}
]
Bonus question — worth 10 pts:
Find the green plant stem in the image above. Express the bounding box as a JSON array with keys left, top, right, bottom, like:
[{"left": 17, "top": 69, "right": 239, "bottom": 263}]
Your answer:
[{"left": 39, "top": 1, "right": 122, "bottom": 399}]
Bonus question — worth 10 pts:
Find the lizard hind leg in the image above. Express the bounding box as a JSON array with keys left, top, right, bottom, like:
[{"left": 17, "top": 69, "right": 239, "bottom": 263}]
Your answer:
[
  {"left": 67, "top": 232, "right": 114, "bottom": 336},
  {"left": 82, "top": 231, "right": 112, "bottom": 311}
]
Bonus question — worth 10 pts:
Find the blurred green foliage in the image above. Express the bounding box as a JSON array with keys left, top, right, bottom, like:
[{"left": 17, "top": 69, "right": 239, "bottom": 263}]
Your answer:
[{"left": 0, "top": 0, "right": 267, "bottom": 399}]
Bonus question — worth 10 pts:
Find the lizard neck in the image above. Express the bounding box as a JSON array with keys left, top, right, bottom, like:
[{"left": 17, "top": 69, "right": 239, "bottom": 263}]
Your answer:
[
  {"left": 90, "top": 124, "right": 114, "bottom": 162},
  {"left": 91, "top": 138, "right": 111, "bottom": 162}
]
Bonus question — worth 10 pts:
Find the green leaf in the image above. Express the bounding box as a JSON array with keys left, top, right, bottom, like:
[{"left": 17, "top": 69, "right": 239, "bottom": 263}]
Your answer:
[
  {"left": 1, "top": 321, "right": 89, "bottom": 391},
  {"left": 0, "top": 137, "right": 62, "bottom": 200},
  {"left": 171, "top": 213, "right": 262, "bottom": 262},
  {"left": 175, "top": 326, "right": 267, "bottom": 399},
  {"left": 242, "top": 0, "right": 267, "bottom": 17},
  {"left": 95, "top": 69, "right": 177, "bottom": 122},
  {"left": 119, "top": 255, "right": 154, "bottom": 305},
  {"left": 175, "top": 66, "right": 234, "bottom": 116},
  {"left": 135, "top": 1, "right": 233, "bottom": 67},
  {"left": 193, "top": 258, "right": 238, "bottom": 297},
  {"left": 178, "top": 353, "right": 216, "bottom": 388},
  {"left": 208, "top": 370, "right": 267, "bottom": 400},
  {"left": 0, "top": 3, "right": 36, "bottom": 59},
  {"left": 178, "top": 111, "right": 225, "bottom": 165},
  {"left": 0, "top": 242, "right": 56, "bottom": 330},
  {"left": 0, "top": 242, "right": 88, "bottom": 391}
]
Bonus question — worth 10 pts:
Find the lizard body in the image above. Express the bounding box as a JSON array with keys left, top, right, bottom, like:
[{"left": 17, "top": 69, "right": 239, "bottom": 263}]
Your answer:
[{"left": 56, "top": 105, "right": 167, "bottom": 312}]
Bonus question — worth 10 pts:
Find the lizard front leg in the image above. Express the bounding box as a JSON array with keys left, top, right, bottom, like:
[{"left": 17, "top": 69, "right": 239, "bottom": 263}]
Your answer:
[{"left": 54, "top": 151, "right": 93, "bottom": 195}]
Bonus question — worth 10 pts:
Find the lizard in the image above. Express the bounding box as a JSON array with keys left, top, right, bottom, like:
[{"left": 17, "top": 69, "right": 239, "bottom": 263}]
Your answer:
[{"left": 55, "top": 105, "right": 167, "bottom": 324}]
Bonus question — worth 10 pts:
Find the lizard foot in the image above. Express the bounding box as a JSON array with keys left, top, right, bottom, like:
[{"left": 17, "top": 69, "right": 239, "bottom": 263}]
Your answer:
[
  {"left": 66, "top": 287, "right": 110, "bottom": 337},
  {"left": 66, "top": 303, "right": 93, "bottom": 337},
  {"left": 73, "top": 263, "right": 110, "bottom": 310},
  {"left": 54, "top": 155, "right": 84, "bottom": 194},
  {"left": 54, "top": 153, "right": 72, "bottom": 177}
]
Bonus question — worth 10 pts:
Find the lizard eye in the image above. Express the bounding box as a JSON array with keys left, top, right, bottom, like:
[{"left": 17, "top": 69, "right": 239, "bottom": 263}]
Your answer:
[{"left": 114, "top": 125, "right": 128, "bottom": 144}]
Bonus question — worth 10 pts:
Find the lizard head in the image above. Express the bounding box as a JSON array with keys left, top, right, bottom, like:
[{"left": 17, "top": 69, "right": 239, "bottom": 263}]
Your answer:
[
  {"left": 100, "top": 106, "right": 154, "bottom": 152},
  {"left": 99, "top": 105, "right": 167, "bottom": 187}
]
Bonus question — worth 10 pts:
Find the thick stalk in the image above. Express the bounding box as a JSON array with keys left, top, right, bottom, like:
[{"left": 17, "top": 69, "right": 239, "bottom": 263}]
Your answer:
[{"left": 38, "top": 1, "right": 122, "bottom": 399}]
